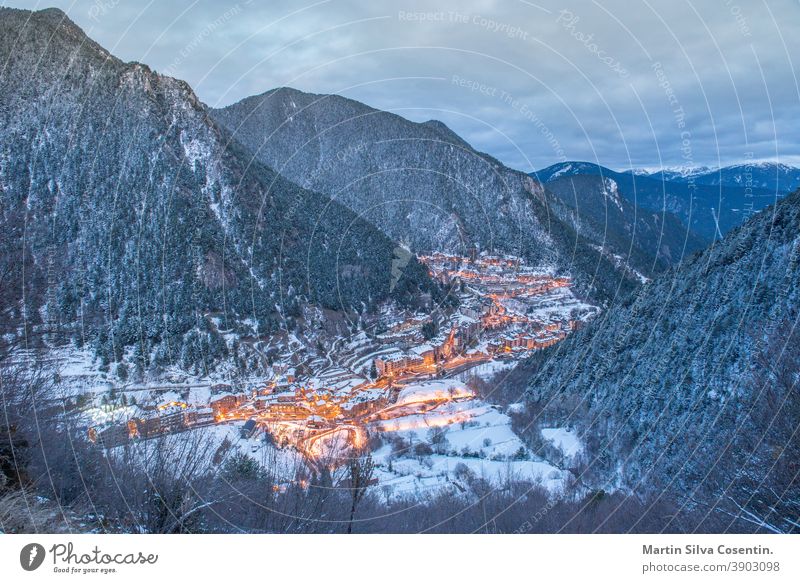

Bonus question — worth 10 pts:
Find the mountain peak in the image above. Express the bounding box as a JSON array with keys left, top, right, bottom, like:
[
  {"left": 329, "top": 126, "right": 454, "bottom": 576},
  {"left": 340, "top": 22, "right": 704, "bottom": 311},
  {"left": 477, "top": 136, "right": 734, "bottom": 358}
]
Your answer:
[
  {"left": 5, "top": 6, "right": 84, "bottom": 39},
  {"left": 0, "top": 5, "right": 120, "bottom": 72},
  {"left": 532, "top": 161, "right": 609, "bottom": 183},
  {"left": 420, "top": 119, "right": 471, "bottom": 148},
  {"left": 33, "top": 6, "right": 69, "bottom": 19}
]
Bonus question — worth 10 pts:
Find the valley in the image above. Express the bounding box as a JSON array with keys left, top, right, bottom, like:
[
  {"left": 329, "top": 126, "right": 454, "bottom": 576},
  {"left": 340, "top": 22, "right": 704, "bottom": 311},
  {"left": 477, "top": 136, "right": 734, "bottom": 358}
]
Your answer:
[
  {"left": 70, "top": 252, "right": 596, "bottom": 498},
  {"left": 1, "top": 6, "right": 798, "bottom": 537}
]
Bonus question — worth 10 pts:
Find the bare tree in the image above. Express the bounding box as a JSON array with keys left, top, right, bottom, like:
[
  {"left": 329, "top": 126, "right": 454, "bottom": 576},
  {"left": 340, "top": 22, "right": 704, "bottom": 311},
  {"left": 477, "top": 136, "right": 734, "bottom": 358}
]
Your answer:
[
  {"left": 0, "top": 487, "right": 66, "bottom": 533},
  {"left": 345, "top": 450, "right": 374, "bottom": 534}
]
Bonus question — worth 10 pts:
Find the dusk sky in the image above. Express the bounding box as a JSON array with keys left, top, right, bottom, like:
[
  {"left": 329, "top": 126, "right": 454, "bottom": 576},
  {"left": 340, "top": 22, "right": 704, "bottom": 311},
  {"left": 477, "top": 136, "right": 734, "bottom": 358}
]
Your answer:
[{"left": 7, "top": 0, "right": 800, "bottom": 171}]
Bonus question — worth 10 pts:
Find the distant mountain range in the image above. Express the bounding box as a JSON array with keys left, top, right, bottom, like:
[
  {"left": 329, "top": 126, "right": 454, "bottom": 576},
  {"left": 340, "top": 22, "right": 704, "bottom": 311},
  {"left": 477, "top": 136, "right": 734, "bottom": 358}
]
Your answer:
[
  {"left": 627, "top": 162, "right": 800, "bottom": 193},
  {"left": 542, "top": 173, "right": 707, "bottom": 276},
  {"left": 533, "top": 161, "right": 797, "bottom": 241}
]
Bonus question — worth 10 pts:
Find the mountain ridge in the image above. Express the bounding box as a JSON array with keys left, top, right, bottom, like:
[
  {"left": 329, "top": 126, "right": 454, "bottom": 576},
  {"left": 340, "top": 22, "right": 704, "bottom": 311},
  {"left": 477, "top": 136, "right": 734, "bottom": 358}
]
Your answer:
[
  {"left": 544, "top": 173, "right": 707, "bottom": 274},
  {"left": 211, "top": 87, "right": 691, "bottom": 303},
  {"left": 511, "top": 187, "right": 800, "bottom": 532},
  {"left": 0, "top": 7, "right": 437, "bottom": 367},
  {"left": 533, "top": 161, "right": 785, "bottom": 241}
]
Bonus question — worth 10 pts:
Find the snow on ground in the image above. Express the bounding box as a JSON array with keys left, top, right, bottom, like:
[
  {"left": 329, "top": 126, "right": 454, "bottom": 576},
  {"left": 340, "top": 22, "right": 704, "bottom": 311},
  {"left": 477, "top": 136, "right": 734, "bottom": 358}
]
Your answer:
[
  {"left": 374, "top": 400, "right": 523, "bottom": 458},
  {"left": 108, "top": 421, "right": 307, "bottom": 485},
  {"left": 393, "top": 379, "right": 473, "bottom": 406},
  {"left": 541, "top": 427, "right": 584, "bottom": 459},
  {"left": 454, "top": 359, "right": 517, "bottom": 382},
  {"left": 520, "top": 286, "right": 593, "bottom": 322},
  {"left": 186, "top": 385, "right": 212, "bottom": 405},
  {"left": 54, "top": 349, "right": 98, "bottom": 378},
  {"left": 506, "top": 402, "right": 526, "bottom": 414},
  {"left": 327, "top": 376, "right": 365, "bottom": 394},
  {"left": 83, "top": 405, "right": 140, "bottom": 426},
  {"left": 344, "top": 386, "right": 388, "bottom": 407},
  {"left": 373, "top": 454, "right": 565, "bottom": 501},
  {"left": 370, "top": 396, "right": 570, "bottom": 501},
  {"left": 346, "top": 345, "right": 396, "bottom": 373}
]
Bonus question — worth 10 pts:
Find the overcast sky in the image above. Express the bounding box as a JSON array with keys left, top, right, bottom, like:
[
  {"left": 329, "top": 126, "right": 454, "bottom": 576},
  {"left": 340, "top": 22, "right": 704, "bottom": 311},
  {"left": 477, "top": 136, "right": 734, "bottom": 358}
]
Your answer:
[{"left": 8, "top": 0, "right": 800, "bottom": 171}]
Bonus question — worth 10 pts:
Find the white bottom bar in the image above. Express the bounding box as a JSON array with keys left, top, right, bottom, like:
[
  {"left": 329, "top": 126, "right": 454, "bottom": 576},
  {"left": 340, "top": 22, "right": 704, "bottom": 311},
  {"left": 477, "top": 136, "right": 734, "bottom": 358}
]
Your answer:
[{"left": 2, "top": 534, "right": 799, "bottom": 582}]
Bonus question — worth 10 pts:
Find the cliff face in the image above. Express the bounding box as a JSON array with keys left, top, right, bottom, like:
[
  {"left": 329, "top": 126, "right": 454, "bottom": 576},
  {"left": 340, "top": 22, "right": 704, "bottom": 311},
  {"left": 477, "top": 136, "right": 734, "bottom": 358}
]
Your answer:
[{"left": 0, "top": 8, "right": 435, "bottom": 362}]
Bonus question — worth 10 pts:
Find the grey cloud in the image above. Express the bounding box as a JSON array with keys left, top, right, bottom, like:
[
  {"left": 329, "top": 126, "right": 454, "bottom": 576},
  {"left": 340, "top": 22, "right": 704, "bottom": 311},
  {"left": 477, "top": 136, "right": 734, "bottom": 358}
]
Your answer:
[{"left": 5, "top": 0, "right": 799, "bottom": 169}]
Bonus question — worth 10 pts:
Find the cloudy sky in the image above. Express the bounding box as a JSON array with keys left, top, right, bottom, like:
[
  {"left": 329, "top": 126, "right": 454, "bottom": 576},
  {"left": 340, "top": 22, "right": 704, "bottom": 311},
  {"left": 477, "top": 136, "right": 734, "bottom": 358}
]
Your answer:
[{"left": 8, "top": 0, "right": 800, "bottom": 171}]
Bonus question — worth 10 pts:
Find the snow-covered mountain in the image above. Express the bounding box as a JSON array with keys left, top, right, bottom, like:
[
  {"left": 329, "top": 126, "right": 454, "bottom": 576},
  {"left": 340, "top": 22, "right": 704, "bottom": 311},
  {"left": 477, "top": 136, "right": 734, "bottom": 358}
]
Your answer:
[
  {"left": 697, "top": 162, "right": 800, "bottom": 192},
  {"left": 627, "top": 165, "right": 716, "bottom": 182},
  {"left": 533, "top": 161, "right": 608, "bottom": 182},
  {"left": 534, "top": 161, "right": 783, "bottom": 241},
  {"left": 627, "top": 162, "right": 800, "bottom": 193},
  {"left": 544, "top": 173, "right": 707, "bottom": 275},
  {"left": 0, "top": 8, "right": 436, "bottom": 365},
  {"left": 212, "top": 90, "right": 674, "bottom": 302},
  {"left": 516, "top": 187, "right": 800, "bottom": 532}
]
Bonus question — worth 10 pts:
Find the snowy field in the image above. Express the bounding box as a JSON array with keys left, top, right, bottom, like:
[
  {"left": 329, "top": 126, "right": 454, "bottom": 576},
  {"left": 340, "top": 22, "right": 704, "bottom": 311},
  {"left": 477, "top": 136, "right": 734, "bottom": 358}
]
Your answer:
[
  {"left": 368, "top": 390, "right": 573, "bottom": 502},
  {"left": 541, "top": 427, "right": 584, "bottom": 460}
]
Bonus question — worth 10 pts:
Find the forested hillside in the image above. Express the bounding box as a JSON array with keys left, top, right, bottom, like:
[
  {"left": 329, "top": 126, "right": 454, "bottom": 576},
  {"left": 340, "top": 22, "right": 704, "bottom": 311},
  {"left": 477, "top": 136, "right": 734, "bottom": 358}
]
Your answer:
[
  {"left": 514, "top": 188, "right": 800, "bottom": 532},
  {"left": 544, "top": 173, "right": 707, "bottom": 276},
  {"left": 213, "top": 88, "right": 651, "bottom": 303},
  {"left": 0, "top": 8, "right": 436, "bottom": 370}
]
